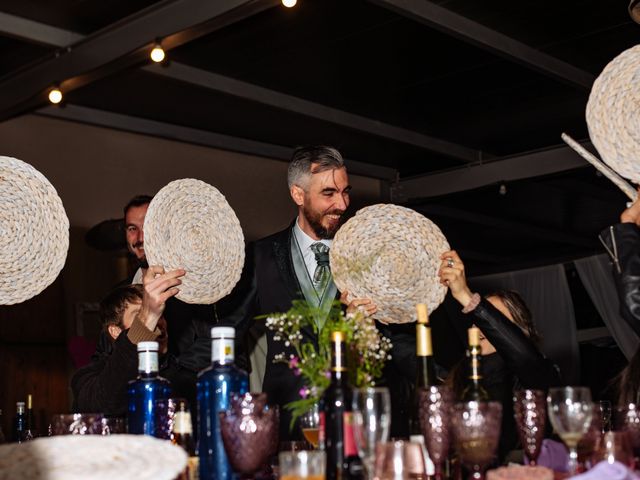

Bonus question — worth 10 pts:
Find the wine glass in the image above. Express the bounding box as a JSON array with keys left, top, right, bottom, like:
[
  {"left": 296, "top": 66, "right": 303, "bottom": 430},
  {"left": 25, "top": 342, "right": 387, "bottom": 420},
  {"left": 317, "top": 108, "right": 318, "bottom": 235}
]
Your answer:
[
  {"left": 219, "top": 392, "right": 279, "bottom": 479},
  {"left": 299, "top": 403, "right": 320, "bottom": 449},
  {"left": 418, "top": 386, "right": 453, "bottom": 479},
  {"left": 352, "top": 387, "right": 391, "bottom": 480},
  {"left": 599, "top": 400, "right": 612, "bottom": 433},
  {"left": 546, "top": 386, "right": 593, "bottom": 475},
  {"left": 374, "top": 440, "right": 427, "bottom": 480},
  {"left": 513, "top": 389, "right": 546, "bottom": 466},
  {"left": 451, "top": 401, "right": 502, "bottom": 480}
]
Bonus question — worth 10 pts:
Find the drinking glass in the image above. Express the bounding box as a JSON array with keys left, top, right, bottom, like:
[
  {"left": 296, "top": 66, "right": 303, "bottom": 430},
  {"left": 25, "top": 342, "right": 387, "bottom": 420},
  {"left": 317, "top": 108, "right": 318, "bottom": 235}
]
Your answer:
[
  {"left": 451, "top": 401, "right": 502, "bottom": 480},
  {"left": 352, "top": 387, "right": 391, "bottom": 480},
  {"left": 279, "top": 450, "right": 325, "bottom": 480},
  {"left": 373, "top": 440, "right": 427, "bottom": 480},
  {"left": 613, "top": 403, "right": 640, "bottom": 466},
  {"left": 592, "top": 431, "right": 634, "bottom": 468},
  {"left": 577, "top": 404, "right": 602, "bottom": 472},
  {"left": 546, "top": 386, "right": 593, "bottom": 475},
  {"left": 219, "top": 393, "right": 279, "bottom": 479},
  {"left": 418, "top": 386, "right": 453, "bottom": 479},
  {"left": 50, "top": 413, "right": 105, "bottom": 435},
  {"left": 299, "top": 403, "right": 320, "bottom": 449},
  {"left": 154, "top": 397, "right": 186, "bottom": 440},
  {"left": 599, "top": 400, "right": 612, "bottom": 433},
  {"left": 513, "top": 389, "right": 546, "bottom": 466}
]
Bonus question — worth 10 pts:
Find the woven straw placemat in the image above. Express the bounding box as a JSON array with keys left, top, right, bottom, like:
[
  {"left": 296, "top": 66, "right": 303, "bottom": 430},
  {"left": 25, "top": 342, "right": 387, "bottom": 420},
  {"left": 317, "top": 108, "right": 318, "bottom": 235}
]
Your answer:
[
  {"left": 330, "top": 204, "right": 449, "bottom": 324},
  {"left": 144, "top": 178, "right": 245, "bottom": 304},
  {"left": 0, "top": 156, "right": 69, "bottom": 305},
  {"left": 586, "top": 44, "right": 640, "bottom": 184}
]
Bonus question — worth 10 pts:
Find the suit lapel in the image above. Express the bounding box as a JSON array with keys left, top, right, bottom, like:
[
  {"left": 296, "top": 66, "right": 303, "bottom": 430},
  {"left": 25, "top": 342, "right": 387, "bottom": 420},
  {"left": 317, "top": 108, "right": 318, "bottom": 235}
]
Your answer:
[{"left": 272, "top": 226, "right": 302, "bottom": 302}]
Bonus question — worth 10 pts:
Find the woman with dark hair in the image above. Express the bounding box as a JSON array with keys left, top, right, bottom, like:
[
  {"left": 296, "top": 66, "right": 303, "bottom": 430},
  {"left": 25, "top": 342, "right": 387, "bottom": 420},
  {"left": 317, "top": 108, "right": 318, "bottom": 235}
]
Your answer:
[{"left": 438, "top": 249, "right": 561, "bottom": 461}]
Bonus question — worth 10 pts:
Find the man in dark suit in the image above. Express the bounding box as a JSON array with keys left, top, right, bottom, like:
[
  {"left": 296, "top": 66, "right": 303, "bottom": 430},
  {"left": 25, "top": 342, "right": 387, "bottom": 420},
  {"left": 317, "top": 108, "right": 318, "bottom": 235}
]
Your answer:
[{"left": 224, "top": 146, "right": 414, "bottom": 440}]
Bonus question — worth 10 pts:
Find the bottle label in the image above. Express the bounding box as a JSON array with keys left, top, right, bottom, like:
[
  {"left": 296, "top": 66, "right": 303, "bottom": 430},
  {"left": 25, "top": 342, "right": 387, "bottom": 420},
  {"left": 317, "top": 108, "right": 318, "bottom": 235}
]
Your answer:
[
  {"left": 318, "top": 411, "right": 326, "bottom": 448},
  {"left": 138, "top": 350, "right": 158, "bottom": 374},
  {"left": 343, "top": 412, "right": 358, "bottom": 457},
  {"left": 212, "top": 338, "right": 234, "bottom": 364},
  {"left": 173, "top": 411, "right": 193, "bottom": 435}
]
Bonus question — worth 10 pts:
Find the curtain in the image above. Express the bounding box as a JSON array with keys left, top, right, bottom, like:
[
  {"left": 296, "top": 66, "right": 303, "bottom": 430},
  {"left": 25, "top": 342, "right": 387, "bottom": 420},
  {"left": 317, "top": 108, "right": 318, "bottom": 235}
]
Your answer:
[
  {"left": 574, "top": 254, "right": 639, "bottom": 359},
  {"left": 469, "top": 264, "right": 580, "bottom": 384}
]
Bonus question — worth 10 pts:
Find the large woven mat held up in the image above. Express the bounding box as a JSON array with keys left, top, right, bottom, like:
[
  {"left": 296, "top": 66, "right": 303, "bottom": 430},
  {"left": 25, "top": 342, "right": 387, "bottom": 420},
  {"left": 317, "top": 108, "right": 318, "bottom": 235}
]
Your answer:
[
  {"left": 330, "top": 204, "right": 450, "bottom": 324},
  {"left": 144, "top": 178, "right": 245, "bottom": 304},
  {"left": 0, "top": 156, "right": 69, "bottom": 305},
  {"left": 587, "top": 44, "right": 640, "bottom": 183},
  {"left": 0, "top": 435, "right": 187, "bottom": 480}
]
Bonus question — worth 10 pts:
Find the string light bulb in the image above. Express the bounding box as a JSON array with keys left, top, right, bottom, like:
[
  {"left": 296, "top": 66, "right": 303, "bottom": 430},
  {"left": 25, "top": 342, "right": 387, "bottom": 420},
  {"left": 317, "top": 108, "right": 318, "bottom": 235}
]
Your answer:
[
  {"left": 48, "top": 87, "right": 63, "bottom": 105},
  {"left": 150, "top": 44, "right": 165, "bottom": 63},
  {"left": 282, "top": 0, "right": 297, "bottom": 7}
]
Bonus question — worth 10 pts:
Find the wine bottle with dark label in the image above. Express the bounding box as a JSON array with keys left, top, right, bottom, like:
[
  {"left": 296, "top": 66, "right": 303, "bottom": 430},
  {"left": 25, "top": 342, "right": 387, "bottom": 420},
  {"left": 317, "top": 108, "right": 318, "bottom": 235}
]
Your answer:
[
  {"left": 323, "top": 331, "right": 364, "bottom": 480},
  {"left": 410, "top": 303, "right": 439, "bottom": 435},
  {"left": 460, "top": 327, "right": 489, "bottom": 402}
]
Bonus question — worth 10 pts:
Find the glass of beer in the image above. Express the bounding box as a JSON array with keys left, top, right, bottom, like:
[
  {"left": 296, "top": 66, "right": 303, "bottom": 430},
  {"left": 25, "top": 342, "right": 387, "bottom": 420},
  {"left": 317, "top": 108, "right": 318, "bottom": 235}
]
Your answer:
[
  {"left": 279, "top": 450, "right": 325, "bottom": 480},
  {"left": 300, "top": 403, "right": 320, "bottom": 449}
]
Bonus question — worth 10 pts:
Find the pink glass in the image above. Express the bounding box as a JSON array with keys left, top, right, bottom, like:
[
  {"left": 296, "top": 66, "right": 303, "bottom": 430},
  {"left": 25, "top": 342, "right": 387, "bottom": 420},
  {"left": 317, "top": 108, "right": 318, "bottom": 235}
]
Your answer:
[
  {"left": 373, "top": 440, "right": 427, "bottom": 480},
  {"left": 154, "top": 397, "right": 186, "bottom": 440},
  {"left": 513, "top": 389, "right": 546, "bottom": 466},
  {"left": 592, "top": 431, "right": 634, "bottom": 468},
  {"left": 219, "top": 392, "right": 279, "bottom": 478},
  {"left": 418, "top": 386, "right": 453, "bottom": 479},
  {"left": 613, "top": 403, "right": 640, "bottom": 466},
  {"left": 50, "top": 413, "right": 105, "bottom": 435},
  {"left": 451, "top": 401, "right": 502, "bottom": 480}
]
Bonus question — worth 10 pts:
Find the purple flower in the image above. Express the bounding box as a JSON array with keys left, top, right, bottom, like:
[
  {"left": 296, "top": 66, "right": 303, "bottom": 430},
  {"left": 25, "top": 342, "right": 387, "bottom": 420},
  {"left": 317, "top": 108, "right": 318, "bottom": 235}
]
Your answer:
[
  {"left": 289, "top": 356, "right": 299, "bottom": 369},
  {"left": 293, "top": 368, "right": 301, "bottom": 376},
  {"left": 325, "top": 370, "right": 331, "bottom": 379},
  {"left": 299, "top": 387, "right": 308, "bottom": 399}
]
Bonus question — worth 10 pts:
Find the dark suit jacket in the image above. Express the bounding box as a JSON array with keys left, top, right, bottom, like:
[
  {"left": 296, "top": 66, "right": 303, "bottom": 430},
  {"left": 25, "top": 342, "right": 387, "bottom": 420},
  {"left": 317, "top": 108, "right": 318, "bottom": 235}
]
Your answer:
[{"left": 222, "top": 224, "right": 417, "bottom": 439}]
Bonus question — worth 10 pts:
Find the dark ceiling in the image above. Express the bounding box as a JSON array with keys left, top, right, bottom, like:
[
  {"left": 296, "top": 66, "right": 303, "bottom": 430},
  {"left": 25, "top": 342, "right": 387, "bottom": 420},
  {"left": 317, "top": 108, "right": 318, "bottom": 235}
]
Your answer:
[{"left": 0, "top": 0, "right": 636, "bottom": 274}]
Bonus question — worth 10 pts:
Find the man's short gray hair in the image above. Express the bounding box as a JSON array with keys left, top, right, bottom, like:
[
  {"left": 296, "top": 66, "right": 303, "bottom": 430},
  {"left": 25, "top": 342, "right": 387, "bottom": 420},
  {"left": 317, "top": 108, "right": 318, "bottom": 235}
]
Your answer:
[{"left": 287, "top": 145, "right": 345, "bottom": 190}]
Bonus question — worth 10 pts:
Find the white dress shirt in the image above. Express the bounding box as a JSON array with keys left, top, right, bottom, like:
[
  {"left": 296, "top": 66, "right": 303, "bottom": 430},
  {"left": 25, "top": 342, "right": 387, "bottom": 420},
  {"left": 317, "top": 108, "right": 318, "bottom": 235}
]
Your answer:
[{"left": 293, "top": 217, "right": 332, "bottom": 283}]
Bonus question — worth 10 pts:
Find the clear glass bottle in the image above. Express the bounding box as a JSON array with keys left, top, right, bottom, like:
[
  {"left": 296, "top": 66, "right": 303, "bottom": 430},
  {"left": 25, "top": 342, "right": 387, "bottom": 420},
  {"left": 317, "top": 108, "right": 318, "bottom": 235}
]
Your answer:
[
  {"left": 127, "top": 341, "right": 171, "bottom": 435},
  {"left": 197, "top": 326, "right": 248, "bottom": 480}
]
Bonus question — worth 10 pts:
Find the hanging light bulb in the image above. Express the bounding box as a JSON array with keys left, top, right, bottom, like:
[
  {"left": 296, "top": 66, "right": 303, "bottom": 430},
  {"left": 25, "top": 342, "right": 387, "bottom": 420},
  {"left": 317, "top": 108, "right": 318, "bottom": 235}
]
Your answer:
[
  {"left": 150, "top": 44, "right": 165, "bottom": 63},
  {"left": 282, "top": 0, "right": 297, "bottom": 7},
  {"left": 48, "top": 87, "right": 63, "bottom": 105}
]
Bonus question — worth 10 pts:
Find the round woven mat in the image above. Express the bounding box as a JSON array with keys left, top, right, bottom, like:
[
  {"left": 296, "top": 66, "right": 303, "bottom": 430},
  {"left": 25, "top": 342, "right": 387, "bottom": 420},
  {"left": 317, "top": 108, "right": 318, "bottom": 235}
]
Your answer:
[
  {"left": 0, "top": 156, "right": 69, "bottom": 305},
  {"left": 144, "top": 178, "right": 245, "bottom": 304},
  {"left": 0, "top": 435, "right": 187, "bottom": 480},
  {"left": 330, "top": 204, "right": 449, "bottom": 324},
  {"left": 586, "top": 44, "right": 640, "bottom": 183}
]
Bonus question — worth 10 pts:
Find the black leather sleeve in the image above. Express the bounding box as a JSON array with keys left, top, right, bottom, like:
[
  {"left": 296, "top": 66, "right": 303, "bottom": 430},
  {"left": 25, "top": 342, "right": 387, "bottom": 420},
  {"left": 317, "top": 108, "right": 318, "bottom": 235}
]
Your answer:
[
  {"left": 600, "top": 223, "right": 640, "bottom": 337},
  {"left": 470, "top": 298, "right": 561, "bottom": 389}
]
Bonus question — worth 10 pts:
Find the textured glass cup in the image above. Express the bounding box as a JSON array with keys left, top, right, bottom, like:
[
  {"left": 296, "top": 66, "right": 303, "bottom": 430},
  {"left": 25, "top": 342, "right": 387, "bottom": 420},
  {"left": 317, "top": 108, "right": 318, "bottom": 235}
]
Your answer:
[
  {"left": 352, "top": 387, "right": 391, "bottom": 480},
  {"left": 592, "top": 431, "right": 634, "bottom": 468},
  {"left": 577, "top": 404, "right": 602, "bottom": 472},
  {"left": 451, "top": 401, "right": 502, "bottom": 480},
  {"left": 373, "top": 440, "right": 427, "bottom": 480},
  {"left": 219, "top": 392, "right": 279, "bottom": 478},
  {"left": 547, "top": 386, "right": 593, "bottom": 476},
  {"left": 154, "top": 397, "right": 186, "bottom": 440},
  {"left": 613, "top": 403, "right": 640, "bottom": 466},
  {"left": 513, "top": 389, "right": 546, "bottom": 466},
  {"left": 418, "top": 386, "right": 453, "bottom": 479}
]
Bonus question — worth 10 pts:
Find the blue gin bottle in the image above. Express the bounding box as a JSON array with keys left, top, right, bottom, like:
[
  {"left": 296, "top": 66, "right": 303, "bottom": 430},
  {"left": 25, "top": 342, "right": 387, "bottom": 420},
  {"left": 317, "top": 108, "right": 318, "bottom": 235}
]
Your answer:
[
  {"left": 198, "top": 327, "right": 248, "bottom": 480},
  {"left": 127, "top": 341, "right": 171, "bottom": 435}
]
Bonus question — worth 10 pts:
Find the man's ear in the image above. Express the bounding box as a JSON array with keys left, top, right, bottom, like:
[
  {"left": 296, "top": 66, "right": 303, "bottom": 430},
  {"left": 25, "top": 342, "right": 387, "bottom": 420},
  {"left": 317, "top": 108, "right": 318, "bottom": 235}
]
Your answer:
[
  {"left": 290, "top": 185, "right": 305, "bottom": 207},
  {"left": 107, "top": 324, "right": 122, "bottom": 341}
]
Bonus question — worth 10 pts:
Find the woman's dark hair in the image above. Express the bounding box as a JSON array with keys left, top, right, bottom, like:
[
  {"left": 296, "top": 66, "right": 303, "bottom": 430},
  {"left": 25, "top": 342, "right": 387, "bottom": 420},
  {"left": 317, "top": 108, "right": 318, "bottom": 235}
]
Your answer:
[
  {"left": 486, "top": 290, "right": 541, "bottom": 346},
  {"left": 613, "top": 346, "right": 640, "bottom": 407},
  {"left": 100, "top": 284, "right": 143, "bottom": 330}
]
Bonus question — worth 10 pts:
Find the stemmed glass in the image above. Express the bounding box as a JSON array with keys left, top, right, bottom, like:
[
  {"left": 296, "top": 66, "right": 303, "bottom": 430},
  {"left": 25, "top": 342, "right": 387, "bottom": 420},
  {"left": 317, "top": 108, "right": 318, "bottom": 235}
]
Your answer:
[
  {"left": 352, "top": 387, "right": 391, "bottom": 480},
  {"left": 418, "top": 386, "right": 453, "bottom": 479},
  {"left": 451, "top": 401, "right": 502, "bottom": 480},
  {"left": 513, "top": 389, "right": 546, "bottom": 466},
  {"left": 299, "top": 403, "right": 320, "bottom": 449},
  {"left": 577, "top": 404, "right": 602, "bottom": 472},
  {"left": 546, "top": 386, "right": 593, "bottom": 476},
  {"left": 219, "top": 392, "right": 279, "bottom": 479},
  {"left": 599, "top": 400, "right": 612, "bottom": 433}
]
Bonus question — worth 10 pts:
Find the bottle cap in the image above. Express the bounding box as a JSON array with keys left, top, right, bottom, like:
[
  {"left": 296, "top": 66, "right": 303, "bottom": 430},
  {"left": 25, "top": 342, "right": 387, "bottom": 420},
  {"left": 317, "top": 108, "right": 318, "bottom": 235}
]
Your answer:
[
  {"left": 27, "top": 394, "right": 32, "bottom": 409},
  {"left": 416, "top": 303, "right": 429, "bottom": 324},
  {"left": 137, "top": 341, "right": 159, "bottom": 352},
  {"left": 331, "top": 331, "right": 345, "bottom": 342},
  {"left": 468, "top": 327, "right": 481, "bottom": 346},
  {"left": 211, "top": 326, "right": 235, "bottom": 339}
]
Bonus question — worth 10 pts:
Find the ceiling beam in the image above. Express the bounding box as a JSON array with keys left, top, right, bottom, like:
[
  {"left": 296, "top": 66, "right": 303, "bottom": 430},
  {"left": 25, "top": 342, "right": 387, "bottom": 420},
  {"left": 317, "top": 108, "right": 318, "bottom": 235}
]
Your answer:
[
  {"left": 36, "top": 104, "right": 398, "bottom": 181},
  {"left": 143, "top": 62, "right": 481, "bottom": 162},
  {"left": 394, "top": 142, "right": 591, "bottom": 202},
  {"left": 369, "top": 0, "right": 595, "bottom": 90},
  {"left": 415, "top": 203, "right": 597, "bottom": 248},
  {"left": 0, "top": 0, "right": 279, "bottom": 121},
  {"left": 0, "top": 12, "right": 83, "bottom": 46},
  {"left": 0, "top": 12, "right": 483, "bottom": 162}
]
